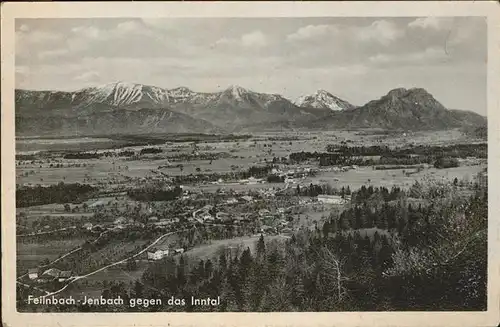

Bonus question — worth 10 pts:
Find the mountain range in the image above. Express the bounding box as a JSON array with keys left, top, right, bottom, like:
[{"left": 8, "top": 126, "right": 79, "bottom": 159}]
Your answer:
[{"left": 15, "top": 82, "right": 486, "bottom": 136}]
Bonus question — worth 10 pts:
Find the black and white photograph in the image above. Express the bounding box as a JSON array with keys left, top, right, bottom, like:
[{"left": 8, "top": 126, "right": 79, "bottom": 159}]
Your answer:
[{"left": 2, "top": 2, "right": 500, "bottom": 326}]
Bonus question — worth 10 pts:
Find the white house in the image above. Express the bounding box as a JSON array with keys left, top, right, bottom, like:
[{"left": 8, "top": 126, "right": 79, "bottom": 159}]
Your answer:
[
  {"left": 28, "top": 268, "right": 38, "bottom": 280},
  {"left": 42, "top": 268, "right": 62, "bottom": 280},
  {"left": 114, "top": 217, "right": 127, "bottom": 225},
  {"left": 226, "top": 198, "right": 238, "bottom": 205},
  {"left": 201, "top": 213, "right": 214, "bottom": 222},
  {"left": 147, "top": 249, "right": 170, "bottom": 261},
  {"left": 317, "top": 195, "right": 347, "bottom": 205},
  {"left": 58, "top": 271, "right": 72, "bottom": 282}
]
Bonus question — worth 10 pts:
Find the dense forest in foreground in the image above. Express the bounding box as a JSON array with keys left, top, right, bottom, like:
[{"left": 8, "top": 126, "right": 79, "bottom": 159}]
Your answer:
[
  {"left": 18, "top": 173, "right": 487, "bottom": 312},
  {"left": 137, "top": 179, "right": 487, "bottom": 312}
]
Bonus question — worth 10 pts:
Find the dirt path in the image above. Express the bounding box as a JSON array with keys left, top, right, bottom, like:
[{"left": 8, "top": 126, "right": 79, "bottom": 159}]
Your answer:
[
  {"left": 18, "top": 226, "right": 77, "bottom": 237},
  {"left": 38, "top": 229, "right": 184, "bottom": 299},
  {"left": 17, "top": 231, "right": 109, "bottom": 280},
  {"left": 17, "top": 281, "right": 51, "bottom": 295}
]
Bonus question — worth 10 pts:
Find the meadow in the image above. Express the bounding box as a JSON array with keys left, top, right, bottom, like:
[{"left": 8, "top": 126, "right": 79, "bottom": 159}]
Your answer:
[{"left": 16, "top": 238, "right": 88, "bottom": 274}]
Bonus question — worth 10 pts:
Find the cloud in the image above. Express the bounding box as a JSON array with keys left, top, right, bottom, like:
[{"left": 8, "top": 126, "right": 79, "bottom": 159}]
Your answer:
[
  {"left": 17, "top": 30, "right": 63, "bottom": 45},
  {"left": 408, "top": 17, "right": 454, "bottom": 30},
  {"left": 16, "top": 29, "right": 64, "bottom": 58},
  {"left": 70, "top": 21, "right": 154, "bottom": 41},
  {"left": 74, "top": 71, "right": 101, "bottom": 82},
  {"left": 286, "top": 20, "right": 403, "bottom": 46},
  {"left": 214, "top": 30, "right": 268, "bottom": 49},
  {"left": 286, "top": 25, "right": 336, "bottom": 42},
  {"left": 369, "top": 47, "right": 449, "bottom": 66},
  {"left": 301, "top": 64, "right": 369, "bottom": 76},
  {"left": 241, "top": 31, "right": 268, "bottom": 47},
  {"left": 359, "top": 20, "right": 405, "bottom": 45},
  {"left": 71, "top": 26, "right": 102, "bottom": 39},
  {"left": 37, "top": 49, "right": 70, "bottom": 60}
]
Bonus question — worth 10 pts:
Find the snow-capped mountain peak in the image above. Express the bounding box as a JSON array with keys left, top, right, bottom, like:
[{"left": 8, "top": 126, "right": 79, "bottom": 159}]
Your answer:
[
  {"left": 168, "top": 86, "right": 194, "bottom": 98},
  {"left": 294, "top": 90, "right": 354, "bottom": 111},
  {"left": 224, "top": 85, "right": 249, "bottom": 100}
]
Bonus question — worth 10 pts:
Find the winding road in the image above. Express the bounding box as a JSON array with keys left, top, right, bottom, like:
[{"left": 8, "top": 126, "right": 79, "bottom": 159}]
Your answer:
[{"left": 38, "top": 229, "right": 185, "bottom": 299}]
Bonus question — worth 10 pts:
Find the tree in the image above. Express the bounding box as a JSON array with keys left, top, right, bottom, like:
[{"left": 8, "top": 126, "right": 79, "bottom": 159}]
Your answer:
[
  {"left": 256, "top": 234, "right": 266, "bottom": 259},
  {"left": 317, "top": 246, "right": 349, "bottom": 304}
]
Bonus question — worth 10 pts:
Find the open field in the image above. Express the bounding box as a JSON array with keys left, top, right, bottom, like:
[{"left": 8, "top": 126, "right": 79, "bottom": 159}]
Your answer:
[
  {"left": 183, "top": 234, "right": 290, "bottom": 261},
  {"left": 16, "top": 238, "right": 88, "bottom": 274},
  {"left": 307, "top": 165, "right": 486, "bottom": 190}
]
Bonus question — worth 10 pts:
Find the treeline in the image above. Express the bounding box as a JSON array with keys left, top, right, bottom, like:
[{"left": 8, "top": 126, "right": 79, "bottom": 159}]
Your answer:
[
  {"left": 326, "top": 143, "right": 487, "bottom": 159},
  {"left": 127, "top": 186, "right": 183, "bottom": 202},
  {"left": 16, "top": 182, "right": 97, "bottom": 208},
  {"left": 322, "top": 201, "right": 426, "bottom": 237},
  {"left": 289, "top": 150, "right": 468, "bottom": 168},
  {"left": 166, "top": 152, "right": 232, "bottom": 162},
  {"left": 16, "top": 154, "right": 37, "bottom": 161},
  {"left": 267, "top": 175, "right": 285, "bottom": 183},
  {"left": 63, "top": 152, "right": 101, "bottom": 159},
  {"left": 118, "top": 150, "right": 135, "bottom": 157},
  {"left": 434, "top": 157, "right": 459, "bottom": 169},
  {"left": 289, "top": 151, "right": 374, "bottom": 167},
  {"left": 296, "top": 184, "right": 352, "bottom": 197},
  {"left": 173, "top": 165, "right": 275, "bottom": 185},
  {"left": 140, "top": 147, "right": 163, "bottom": 155},
  {"left": 352, "top": 185, "right": 405, "bottom": 203},
  {"left": 289, "top": 151, "right": 424, "bottom": 167}
]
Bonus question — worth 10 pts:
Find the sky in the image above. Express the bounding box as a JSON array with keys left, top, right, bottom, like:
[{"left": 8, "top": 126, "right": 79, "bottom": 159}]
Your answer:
[{"left": 15, "top": 17, "right": 487, "bottom": 114}]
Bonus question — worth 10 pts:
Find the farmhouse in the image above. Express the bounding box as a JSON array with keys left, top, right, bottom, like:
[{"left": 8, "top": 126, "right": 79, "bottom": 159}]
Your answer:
[
  {"left": 226, "top": 198, "right": 238, "bottom": 205},
  {"left": 147, "top": 248, "right": 169, "bottom": 261},
  {"left": 83, "top": 222, "right": 93, "bottom": 230},
  {"left": 41, "top": 268, "right": 62, "bottom": 281},
  {"left": 247, "top": 177, "right": 260, "bottom": 185},
  {"left": 89, "top": 200, "right": 104, "bottom": 208},
  {"left": 216, "top": 212, "right": 231, "bottom": 222},
  {"left": 241, "top": 196, "right": 253, "bottom": 202},
  {"left": 28, "top": 268, "right": 38, "bottom": 280},
  {"left": 114, "top": 217, "right": 127, "bottom": 225},
  {"left": 58, "top": 270, "right": 73, "bottom": 282},
  {"left": 317, "top": 195, "right": 347, "bottom": 205},
  {"left": 201, "top": 213, "right": 214, "bottom": 222}
]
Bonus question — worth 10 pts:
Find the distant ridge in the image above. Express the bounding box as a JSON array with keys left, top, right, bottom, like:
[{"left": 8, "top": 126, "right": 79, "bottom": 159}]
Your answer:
[
  {"left": 15, "top": 83, "right": 486, "bottom": 135},
  {"left": 294, "top": 90, "right": 355, "bottom": 111}
]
